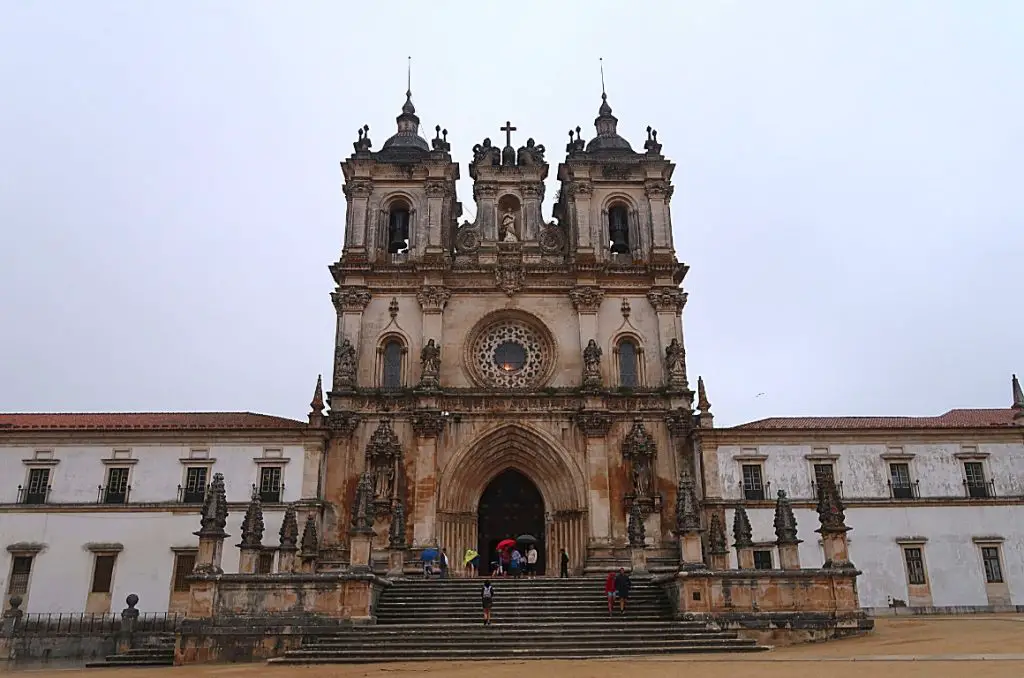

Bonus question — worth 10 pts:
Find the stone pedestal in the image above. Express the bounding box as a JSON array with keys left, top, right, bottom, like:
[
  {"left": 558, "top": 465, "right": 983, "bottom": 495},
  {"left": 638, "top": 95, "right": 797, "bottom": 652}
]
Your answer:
[
  {"left": 278, "top": 548, "right": 297, "bottom": 574},
  {"left": 195, "top": 534, "right": 226, "bottom": 574},
  {"left": 387, "top": 548, "right": 406, "bottom": 576},
  {"left": 350, "top": 533, "right": 373, "bottom": 572},
  {"left": 116, "top": 594, "right": 139, "bottom": 654},
  {"left": 736, "top": 547, "right": 754, "bottom": 570},
  {"left": 630, "top": 546, "right": 648, "bottom": 574},
  {"left": 820, "top": 530, "right": 853, "bottom": 568},
  {"left": 709, "top": 552, "right": 729, "bottom": 570},
  {"left": 238, "top": 548, "right": 259, "bottom": 574},
  {"left": 778, "top": 543, "right": 801, "bottom": 570},
  {"left": 679, "top": 532, "right": 704, "bottom": 568}
]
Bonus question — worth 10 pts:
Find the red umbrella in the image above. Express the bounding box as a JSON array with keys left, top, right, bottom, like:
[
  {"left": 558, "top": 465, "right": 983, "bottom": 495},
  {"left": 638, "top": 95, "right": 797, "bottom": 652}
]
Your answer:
[{"left": 496, "top": 539, "right": 516, "bottom": 551}]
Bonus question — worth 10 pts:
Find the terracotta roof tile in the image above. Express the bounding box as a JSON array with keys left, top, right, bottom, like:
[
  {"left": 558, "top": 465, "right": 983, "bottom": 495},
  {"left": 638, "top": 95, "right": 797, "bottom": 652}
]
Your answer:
[
  {"left": 0, "top": 412, "right": 307, "bottom": 432},
  {"left": 732, "top": 408, "right": 1019, "bottom": 431}
]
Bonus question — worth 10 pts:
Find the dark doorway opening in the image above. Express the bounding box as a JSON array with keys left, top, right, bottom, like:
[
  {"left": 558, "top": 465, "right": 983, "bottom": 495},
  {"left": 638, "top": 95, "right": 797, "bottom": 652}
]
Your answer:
[{"left": 477, "top": 469, "right": 545, "bottom": 576}]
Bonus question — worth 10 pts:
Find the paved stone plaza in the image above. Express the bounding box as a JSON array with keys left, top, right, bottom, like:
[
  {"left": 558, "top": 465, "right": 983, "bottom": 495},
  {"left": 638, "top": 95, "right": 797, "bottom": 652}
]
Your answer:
[{"left": 18, "top": 617, "right": 1024, "bottom": 678}]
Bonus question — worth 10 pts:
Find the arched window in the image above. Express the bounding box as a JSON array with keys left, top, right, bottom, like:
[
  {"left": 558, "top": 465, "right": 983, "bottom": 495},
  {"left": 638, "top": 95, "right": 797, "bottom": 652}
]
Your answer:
[
  {"left": 618, "top": 339, "right": 639, "bottom": 388},
  {"left": 608, "top": 204, "right": 630, "bottom": 254},
  {"left": 382, "top": 340, "right": 404, "bottom": 389},
  {"left": 386, "top": 203, "right": 410, "bottom": 254}
]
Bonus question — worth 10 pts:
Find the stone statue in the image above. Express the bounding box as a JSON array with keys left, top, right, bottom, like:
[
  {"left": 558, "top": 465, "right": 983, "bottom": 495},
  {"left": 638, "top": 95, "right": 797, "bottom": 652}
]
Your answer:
[
  {"left": 665, "top": 338, "right": 688, "bottom": 388},
  {"left": 582, "top": 339, "right": 602, "bottom": 389},
  {"left": 419, "top": 339, "right": 441, "bottom": 389},
  {"left": 472, "top": 138, "right": 499, "bottom": 166},
  {"left": 334, "top": 338, "right": 357, "bottom": 390},
  {"left": 374, "top": 461, "right": 393, "bottom": 499},
  {"left": 517, "top": 138, "right": 546, "bottom": 166},
  {"left": 633, "top": 455, "right": 653, "bottom": 497},
  {"left": 500, "top": 211, "right": 518, "bottom": 242}
]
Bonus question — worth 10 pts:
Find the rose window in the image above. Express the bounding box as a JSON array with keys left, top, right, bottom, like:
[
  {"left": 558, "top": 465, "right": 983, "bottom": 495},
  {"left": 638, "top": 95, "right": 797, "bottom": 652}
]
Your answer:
[{"left": 466, "top": 315, "right": 555, "bottom": 389}]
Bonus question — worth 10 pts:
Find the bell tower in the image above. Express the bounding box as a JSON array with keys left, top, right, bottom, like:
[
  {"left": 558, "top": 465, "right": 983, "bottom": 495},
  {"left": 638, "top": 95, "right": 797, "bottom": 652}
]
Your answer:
[
  {"left": 554, "top": 93, "right": 676, "bottom": 265},
  {"left": 339, "top": 90, "right": 461, "bottom": 265}
]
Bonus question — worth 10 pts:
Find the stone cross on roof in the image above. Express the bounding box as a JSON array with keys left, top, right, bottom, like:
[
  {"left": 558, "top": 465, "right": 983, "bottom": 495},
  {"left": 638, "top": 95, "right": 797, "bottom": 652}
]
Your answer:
[{"left": 500, "top": 120, "right": 516, "bottom": 148}]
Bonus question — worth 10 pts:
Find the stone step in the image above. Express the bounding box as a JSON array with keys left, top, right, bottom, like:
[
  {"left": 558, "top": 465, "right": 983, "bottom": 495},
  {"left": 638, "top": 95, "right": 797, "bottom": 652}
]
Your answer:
[
  {"left": 334, "top": 620, "right": 708, "bottom": 631},
  {"left": 272, "top": 643, "right": 769, "bottom": 664},
  {"left": 375, "top": 614, "right": 671, "bottom": 624},
  {"left": 377, "top": 600, "right": 667, "bottom": 610},
  {"left": 305, "top": 631, "right": 743, "bottom": 646}
]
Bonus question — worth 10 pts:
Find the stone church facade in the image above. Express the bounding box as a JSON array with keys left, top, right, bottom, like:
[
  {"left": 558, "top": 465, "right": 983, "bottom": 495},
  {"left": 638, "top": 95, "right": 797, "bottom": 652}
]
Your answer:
[
  {"left": 2, "top": 90, "right": 1023, "bottom": 615},
  {"left": 322, "top": 89, "right": 697, "bottom": 577}
]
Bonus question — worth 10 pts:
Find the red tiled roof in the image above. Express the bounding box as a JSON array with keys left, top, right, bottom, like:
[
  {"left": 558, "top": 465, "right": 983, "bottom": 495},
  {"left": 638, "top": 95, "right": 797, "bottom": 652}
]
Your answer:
[
  {"left": 0, "top": 412, "right": 307, "bottom": 432},
  {"left": 732, "top": 408, "right": 1020, "bottom": 431}
]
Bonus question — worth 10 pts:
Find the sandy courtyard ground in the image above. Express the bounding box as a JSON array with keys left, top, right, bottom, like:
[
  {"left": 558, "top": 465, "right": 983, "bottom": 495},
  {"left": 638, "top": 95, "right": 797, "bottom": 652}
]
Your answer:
[{"left": 15, "top": 616, "right": 1024, "bottom": 678}]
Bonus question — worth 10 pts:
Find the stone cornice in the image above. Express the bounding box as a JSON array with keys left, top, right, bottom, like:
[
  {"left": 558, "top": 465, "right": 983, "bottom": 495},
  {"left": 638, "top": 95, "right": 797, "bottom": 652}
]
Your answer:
[
  {"left": 697, "top": 427, "right": 1024, "bottom": 446},
  {"left": 703, "top": 496, "right": 1024, "bottom": 510},
  {"left": 0, "top": 500, "right": 326, "bottom": 514},
  {"left": 0, "top": 429, "right": 327, "bottom": 446}
]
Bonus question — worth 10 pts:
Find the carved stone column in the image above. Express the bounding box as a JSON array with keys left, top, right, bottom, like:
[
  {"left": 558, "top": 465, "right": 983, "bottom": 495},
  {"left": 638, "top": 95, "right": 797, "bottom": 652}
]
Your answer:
[
  {"left": 774, "top": 490, "right": 802, "bottom": 569},
  {"left": 665, "top": 408, "right": 695, "bottom": 487},
  {"left": 324, "top": 412, "right": 359, "bottom": 548},
  {"left": 349, "top": 471, "right": 375, "bottom": 572},
  {"left": 520, "top": 183, "right": 545, "bottom": 241},
  {"left": 732, "top": 506, "right": 754, "bottom": 570},
  {"left": 193, "top": 473, "right": 228, "bottom": 574},
  {"left": 342, "top": 179, "right": 373, "bottom": 251},
  {"left": 573, "top": 410, "right": 612, "bottom": 545},
  {"left": 573, "top": 181, "right": 595, "bottom": 256},
  {"left": 675, "top": 476, "right": 705, "bottom": 570},
  {"left": 411, "top": 410, "right": 445, "bottom": 547},
  {"left": 330, "top": 286, "right": 371, "bottom": 400},
  {"left": 417, "top": 286, "right": 450, "bottom": 384},
  {"left": 423, "top": 181, "right": 448, "bottom": 256},
  {"left": 644, "top": 179, "right": 672, "bottom": 251},
  {"left": 646, "top": 287, "right": 692, "bottom": 407},
  {"left": 816, "top": 480, "right": 854, "bottom": 569},
  {"left": 570, "top": 288, "right": 604, "bottom": 374}
]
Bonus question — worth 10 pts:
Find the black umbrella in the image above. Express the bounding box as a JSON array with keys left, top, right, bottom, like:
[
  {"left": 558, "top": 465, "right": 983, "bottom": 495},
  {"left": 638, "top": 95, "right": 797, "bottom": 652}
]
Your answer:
[{"left": 517, "top": 534, "right": 538, "bottom": 544}]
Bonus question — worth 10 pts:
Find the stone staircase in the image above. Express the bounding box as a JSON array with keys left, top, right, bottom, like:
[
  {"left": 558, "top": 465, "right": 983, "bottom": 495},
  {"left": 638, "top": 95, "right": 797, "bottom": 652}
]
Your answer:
[
  {"left": 85, "top": 635, "right": 175, "bottom": 668},
  {"left": 271, "top": 577, "right": 769, "bottom": 663}
]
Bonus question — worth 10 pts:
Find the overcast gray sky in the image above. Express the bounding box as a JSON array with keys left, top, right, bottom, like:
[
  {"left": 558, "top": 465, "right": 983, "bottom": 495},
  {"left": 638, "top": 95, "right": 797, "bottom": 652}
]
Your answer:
[{"left": 1, "top": 1, "right": 1021, "bottom": 426}]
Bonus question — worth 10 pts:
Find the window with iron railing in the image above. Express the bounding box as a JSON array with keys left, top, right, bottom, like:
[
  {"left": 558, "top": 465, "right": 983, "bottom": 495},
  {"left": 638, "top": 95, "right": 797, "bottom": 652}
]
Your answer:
[
  {"left": 888, "top": 463, "right": 918, "bottom": 499},
  {"left": 101, "top": 467, "right": 130, "bottom": 504},
  {"left": 963, "top": 462, "right": 993, "bottom": 498},
  {"left": 741, "top": 464, "right": 766, "bottom": 500},
  {"left": 258, "top": 467, "right": 283, "bottom": 503},
  {"left": 20, "top": 468, "right": 51, "bottom": 504},
  {"left": 179, "top": 467, "right": 208, "bottom": 503}
]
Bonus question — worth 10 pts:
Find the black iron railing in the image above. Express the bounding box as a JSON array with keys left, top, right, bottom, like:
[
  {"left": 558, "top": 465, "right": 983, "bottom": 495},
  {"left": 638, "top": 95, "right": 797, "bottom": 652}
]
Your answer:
[
  {"left": 888, "top": 479, "right": 920, "bottom": 500},
  {"left": 17, "top": 484, "right": 51, "bottom": 505},
  {"left": 14, "top": 612, "right": 181, "bottom": 635},
  {"left": 177, "top": 483, "right": 209, "bottom": 504},
  {"left": 811, "top": 480, "right": 845, "bottom": 499},
  {"left": 740, "top": 480, "right": 770, "bottom": 501},
  {"left": 964, "top": 479, "right": 996, "bottom": 499},
  {"left": 97, "top": 484, "right": 131, "bottom": 504}
]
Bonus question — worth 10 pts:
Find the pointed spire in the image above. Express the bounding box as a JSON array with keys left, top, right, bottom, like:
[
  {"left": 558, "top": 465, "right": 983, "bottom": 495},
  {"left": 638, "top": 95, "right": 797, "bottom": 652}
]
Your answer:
[
  {"left": 707, "top": 512, "right": 728, "bottom": 555},
  {"left": 300, "top": 513, "right": 320, "bottom": 558},
  {"left": 732, "top": 506, "right": 753, "bottom": 548},
  {"left": 697, "top": 376, "right": 712, "bottom": 411},
  {"left": 1012, "top": 374, "right": 1024, "bottom": 420},
  {"left": 238, "top": 492, "right": 265, "bottom": 548},
  {"left": 380, "top": 57, "right": 428, "bottom": 154},
  {"left": 627, "top": 501, "right": 646, "bottom": 546},
  {"left": 389, "top": 501, "right": 407, "bottom": 548},
  {"left": 309, "top": 374, "right": 325, "bottom": 417},
  {"left": 675, "top": 475, "right": 702, "bottom": 534},
  {"left": 815, "top": 479, "right": 849, "bottom": 534},
  {"left": 773, "top": 490, "right": 800, "bottom": 545},
  {"left": 278, "top": 504, "right": 299, "bottom": 551},
  {"left": 196, "top": 472, "right": 228, "bottom": 537},
  {"left": 402, "top": 56, "right": 415, "bottom": 115}
]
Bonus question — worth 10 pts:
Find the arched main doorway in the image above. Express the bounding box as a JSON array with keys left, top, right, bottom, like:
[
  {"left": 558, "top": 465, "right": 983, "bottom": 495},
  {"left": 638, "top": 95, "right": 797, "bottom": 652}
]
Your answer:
[{"left": 477, "top": 469, "right": 546, "bottom": 575}]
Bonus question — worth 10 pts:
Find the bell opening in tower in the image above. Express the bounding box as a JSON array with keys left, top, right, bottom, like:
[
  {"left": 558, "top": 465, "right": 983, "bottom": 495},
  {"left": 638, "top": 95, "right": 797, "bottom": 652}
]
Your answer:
[
  {"left": 608, "top": 204, "right": 630, "bottom": 254},
  {"left": 387, "top": 204, "right": 410, "bottom": 254}
]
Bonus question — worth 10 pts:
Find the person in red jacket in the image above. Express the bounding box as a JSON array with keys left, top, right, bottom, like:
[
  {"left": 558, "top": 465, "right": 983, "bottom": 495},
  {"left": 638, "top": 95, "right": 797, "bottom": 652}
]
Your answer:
[{"left": 604, "top": 571, "right": 617, "bottom": 615}]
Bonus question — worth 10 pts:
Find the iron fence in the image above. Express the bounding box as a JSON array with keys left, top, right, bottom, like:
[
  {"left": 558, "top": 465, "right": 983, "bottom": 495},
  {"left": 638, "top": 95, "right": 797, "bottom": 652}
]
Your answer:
[{"left": 14, "top": 612, "right": 181, "bottom": 635}]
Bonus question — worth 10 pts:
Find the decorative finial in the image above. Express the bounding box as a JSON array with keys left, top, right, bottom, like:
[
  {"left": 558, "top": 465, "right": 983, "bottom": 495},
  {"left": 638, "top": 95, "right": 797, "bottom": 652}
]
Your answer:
[
  {"left": 732, "top": 505, "right": 753, "bottom": 548},
  {"left": 406, "top": 56, "right": 412, "bottom": 97},
  {"left": 600, "top": 57, "right": 606, "bottom": 97},
  {"left": 773, "top": 489, "right": 800, "bottom": 545},
  {"left": 309, "top": 374, "right": 325, "bottom": 416},
  {"left": 1012, "top": 374, "right": 1024, "bottom": 416}
]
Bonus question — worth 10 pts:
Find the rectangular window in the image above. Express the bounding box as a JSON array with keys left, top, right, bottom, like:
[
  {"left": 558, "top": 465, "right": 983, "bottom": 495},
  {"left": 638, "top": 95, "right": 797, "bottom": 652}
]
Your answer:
[
  {"left": 741, "top": 464, "right": 765, "bottom": 500},
  {"left": 172, "top": 552, "right": 197, "bottom": 592},
  {"left": 903, "top": 547, "right": 926, "bottom": 585},
  {"left": 813, "top": 463, "right": 835, "bottom": 495},
  {"left": 753, "top": 550, "right": 773, "bottom": 570},
  {"left": 6, "top": 556, "right": 33, "bottom": 595},
  {"left": 91, "top": 554, "right": 116, "bottom": 593},
  {"left": 257, "top": 552, "right": 275, "bottom": 575},
  {"left": 23, "top": 468, "right": 51, "bottom": 504},
  {"left": 981, "top": 547, "right": 1003, "bottom": 584},
  {"left": 259, "top": 467, "right": 283, "bottom": 503},
  {"left": 964, "top": 462, "right": 988, "bottom": 498},
  {"left": 889, "top": 463, "right": 914, "bottom": 499},
  {"left": 104, "top": 467, "right": 130, "bottom": 504},
  {"left": 182, "top": 467, "right": 208, "bottom": 503}
]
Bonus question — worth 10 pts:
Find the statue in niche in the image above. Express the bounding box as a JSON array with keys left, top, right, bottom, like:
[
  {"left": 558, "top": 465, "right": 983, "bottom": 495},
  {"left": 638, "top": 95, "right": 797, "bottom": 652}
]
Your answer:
[
  {"left": 374, "top": 461, "right": 395, "bottom": 500},
  {"left": 500, "top": 210, "right": 518, "bottom": 242},
  {"left": 419, "top": 339, "right": 441, "bottom": 389},
  {"left": 633, "top": 455, "right": 653, "bottom": 497},
  {"left": 582, "top": 339, "right": 602, "bottom": 389},
  {"left": 665, "top": 338, "right": 687, "bottom": 387},
  {"left": 334, "top": 338, "right": 357, "bottom": 390}
]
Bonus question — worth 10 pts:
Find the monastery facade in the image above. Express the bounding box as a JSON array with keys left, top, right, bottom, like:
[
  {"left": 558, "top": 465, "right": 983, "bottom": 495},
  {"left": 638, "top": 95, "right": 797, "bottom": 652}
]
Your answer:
[{"left": 2, "top": 90, "right": 1022, "bottom": 615}]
